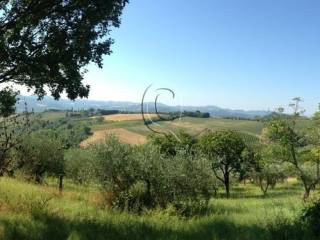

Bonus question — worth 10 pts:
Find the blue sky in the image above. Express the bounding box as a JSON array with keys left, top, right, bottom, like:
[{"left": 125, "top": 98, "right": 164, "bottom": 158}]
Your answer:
[{"left": 82, "top": 0, "right": 320, "bottom": 114}]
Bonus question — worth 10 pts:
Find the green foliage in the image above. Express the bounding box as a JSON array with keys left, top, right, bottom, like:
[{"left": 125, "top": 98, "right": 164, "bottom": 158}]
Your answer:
[
  {"left": 0, "top": 176, "right": 308, "bottom": 240},
  {"left": 93, "top": 135, "right": 136, "bottom": 210},
  {"left": 264, "top": 119, "right": 306, "bottom": 148},
  {"left": 94, "top": 135, "right": 215, "bottom": 213},
  {"left": 174, "top": 199, "right": 212, "bottom": 218},
  {"left": 0, "top": 0, "right": 128, "bottom": 100},
  {"left": 301, "top": 200, "right": 320, "bottom": 237},
  {"left": 0, "top": 111, "right": 32, "bottom": 175},
  {"left": 263, "top": 98, "right": 320, "bottom": 199},
  {"left": 14, "top": 131, "right": 64, "bottom": 183},
  {"left": 64, "top": 148, "right": 96, "bottom": 185},
  {"left": 148, "top": 131, "right": 197, "bottom": 156},
  {"left": 0, "top": 87, "right": 18, "bottom": 117},
  {"left": 241, "top": 145, "right": 289, "bottom": 195},
  {"left": 0, "top": 87, "right": 29, "bottom": 176},
  {"left": 199, "top": 130, "right": 246, "bottom": 197},
  {"left": 182, "top": 110, "right": 210, "bottom": 118},
  {"left": 32, "top": 117, "right": 92, "bottom": 148}
]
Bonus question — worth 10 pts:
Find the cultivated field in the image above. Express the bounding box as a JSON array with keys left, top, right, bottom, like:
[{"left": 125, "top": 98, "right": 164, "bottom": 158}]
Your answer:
[
  {"left": 81, "top": 114, "right": 312, "bottom": 146},
  {"left": 80, "top": 128, "right": 147, "bottom": 147},
  {"left": 98, "top": 113, "right": 157, "bottom": 121},
  {"left": 83, "top": 114, "right": 266, "bottom": 146}
]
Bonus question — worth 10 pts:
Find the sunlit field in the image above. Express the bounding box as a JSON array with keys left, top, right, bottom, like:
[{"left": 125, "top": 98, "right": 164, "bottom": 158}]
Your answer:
[{"left": 0, "top": 177, "right": 314, "bottom": 240}]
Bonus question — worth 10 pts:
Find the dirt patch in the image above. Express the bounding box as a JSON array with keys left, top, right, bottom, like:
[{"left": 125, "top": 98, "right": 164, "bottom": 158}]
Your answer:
[{"left": 80, "top": 128, "right": 147, "bottom": 147}]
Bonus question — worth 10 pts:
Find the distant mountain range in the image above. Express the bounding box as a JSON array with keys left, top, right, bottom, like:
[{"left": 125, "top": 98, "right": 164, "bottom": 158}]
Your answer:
[{"left": 16, "top": 95, "right": 270, "bottom": 119}]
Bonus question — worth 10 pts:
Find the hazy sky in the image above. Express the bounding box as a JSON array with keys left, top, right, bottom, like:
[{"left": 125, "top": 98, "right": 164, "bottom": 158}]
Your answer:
[{"left": 81, "top": 0, "right": 320, "bottom": 114}]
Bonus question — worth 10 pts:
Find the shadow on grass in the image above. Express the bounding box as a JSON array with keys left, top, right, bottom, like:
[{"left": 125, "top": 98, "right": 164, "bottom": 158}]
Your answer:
[
  {"left": 215, "top": 191, "right": 299, "bottom": 200},
  {"left": 216, "top": 185, "right": 303, "bottom": 200},
  {"left": 0, "top": 210, "right": 313, "bottom": 240}
]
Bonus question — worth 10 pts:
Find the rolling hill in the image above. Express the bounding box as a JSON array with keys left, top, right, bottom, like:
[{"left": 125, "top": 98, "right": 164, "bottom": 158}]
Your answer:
[{"left": 17, "top": 95, "right": 270, "bottom": 119}]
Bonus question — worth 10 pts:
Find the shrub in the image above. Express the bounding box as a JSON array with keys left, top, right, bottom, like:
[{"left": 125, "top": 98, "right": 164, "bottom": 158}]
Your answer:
[
  {"left": 174, "top": 200, "right": 211, "bottom": 218},
  {"left": 93, "top": 135, "right": 138, "bottom": 210},
  {"left": 148, "top": 131, "right": 197, "bottom": 156},
  {"left": 94, "top": 135, "right": 216, "bottom": 215},
  {"left": 301, "top": 200, "right": 320, "bottom": 237},
  {"left": 64, "top": 148, "right": 97, "bottom": 184},
  {"left": 14, "top": 131, "right": 64, "bottom": 183}
]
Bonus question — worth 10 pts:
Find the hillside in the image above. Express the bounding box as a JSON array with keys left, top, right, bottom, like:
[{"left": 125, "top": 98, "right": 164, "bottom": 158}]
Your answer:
[
  {"left": 17, "top": 96, "right": 270, "bottom": 119},
  {"left": 35, "top": 111, "right": 311, "bottom": 147},
  {"left": 78, "top": 115, "right": 265, "bottom": 146}
]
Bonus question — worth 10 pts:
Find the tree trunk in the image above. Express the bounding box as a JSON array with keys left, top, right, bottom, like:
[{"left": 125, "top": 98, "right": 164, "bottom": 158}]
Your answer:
[
  {"left": 224, "top": 172, "right": 230, "bottom": 198},
  {"left": 35, "top": 174, "right": 42, "bottom": 184},
  {"left": 258, "top": 176, "right": 269, "bottom": 196},
  {"left": 317, "top": 159, "right": 320, "bottom": 180},
  {"left": 290, "top": 144, "right": 312, "bottom": 200},
  {"left": 303, "top": 187, "right": 311, "bottom": 201},
  {"left": 145, "top": 179, "right": 152, "bottom": 207},
  {"left": 59, "top": 175, "right": 63, "bottom": 193}
]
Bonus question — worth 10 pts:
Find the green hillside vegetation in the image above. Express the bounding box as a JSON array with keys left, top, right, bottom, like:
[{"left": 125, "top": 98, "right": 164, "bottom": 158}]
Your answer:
[
  {"left": 89, "top": 114, "right": 312, "bottom": 140},
  {"left": 0, "top": 105, "right": 319, "bottom": 240}
]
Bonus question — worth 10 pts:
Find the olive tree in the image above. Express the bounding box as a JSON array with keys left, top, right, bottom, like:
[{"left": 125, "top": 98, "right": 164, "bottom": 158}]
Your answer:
[
  {"left": 64, "top": 148, "right": 97, "bottom": 184},
  {"left": 94, "top": 135, "right": 216, "bottom": 214},
  {"left": 148, "top": 131, "right": 197, "bottom": 156},
  {"left": 15, "top": 130, "right": 64, "bottom": 183},
  {"left": 246, "top": 145, "right": 287, "bottom": 195}
]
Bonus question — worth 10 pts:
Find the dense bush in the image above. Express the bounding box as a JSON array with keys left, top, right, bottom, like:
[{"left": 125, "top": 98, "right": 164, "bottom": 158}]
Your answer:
[
  {"left": 148, "top": 131, "right": 197, "bottom": 156},
  {"left": 94, "top": 135, "right": 216, "bottom": 213},
  {"left": 53, "top": 121, "right": 91, "bottom": 148},
  {"left": 244, "top": 146, "right": 288, "bottom": 195},
  {"left": 14, "top": 131, "right": 64, "bottom": 183},
  {"left": 30, "top": 117, "right": 92, "bottom": 149},
  {"left": 64, "top": 148, "right": 97, "bottom": 184},
  {"left": 93, "top": 135, "right": 136, "bottom": 210},
  {"left": 182, "top": 110, "right": 210, "bottom": 118},
  {"left": 301, "top": 200, "right": 320, "bottom": 237}
]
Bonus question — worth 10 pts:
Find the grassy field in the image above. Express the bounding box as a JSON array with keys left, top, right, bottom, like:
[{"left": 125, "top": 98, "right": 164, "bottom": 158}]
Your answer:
[
  {"left": 0, "top": 177, "right": 314, "bottom": 240},
  {"left": 92, "top": 116, "right": 265, "bottom": 135},
  {"left": 38, "top": 111, "right": 67, "bottom": 121}
]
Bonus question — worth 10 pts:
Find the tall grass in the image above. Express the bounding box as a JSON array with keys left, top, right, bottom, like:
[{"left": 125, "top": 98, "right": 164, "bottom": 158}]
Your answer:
[{"left": 0, "top": 177, "right": 316, "bottom": 240}]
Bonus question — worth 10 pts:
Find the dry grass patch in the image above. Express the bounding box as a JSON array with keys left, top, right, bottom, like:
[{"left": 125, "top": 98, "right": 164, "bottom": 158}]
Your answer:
[
  {"left": 102, "top": 113, "right": 157, "bottom": 121},
  {"left": 80, "top": 128, "right": 146, "bottom": 147}
]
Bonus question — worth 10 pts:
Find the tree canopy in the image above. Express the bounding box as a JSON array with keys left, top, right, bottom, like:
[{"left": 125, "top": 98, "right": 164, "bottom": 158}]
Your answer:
[
  {"left": 199, "top": 130, "right": 246, "bottom": 197},
  {"left": 0, "top": 0, "right": 128, "bottom": 100}
]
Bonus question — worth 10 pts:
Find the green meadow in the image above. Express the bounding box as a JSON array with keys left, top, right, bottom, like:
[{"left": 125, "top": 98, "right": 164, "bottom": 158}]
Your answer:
[{"left": 0, "top": 177, "right": 312, "bottom": 240}]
